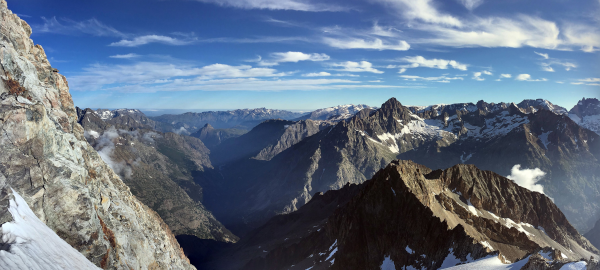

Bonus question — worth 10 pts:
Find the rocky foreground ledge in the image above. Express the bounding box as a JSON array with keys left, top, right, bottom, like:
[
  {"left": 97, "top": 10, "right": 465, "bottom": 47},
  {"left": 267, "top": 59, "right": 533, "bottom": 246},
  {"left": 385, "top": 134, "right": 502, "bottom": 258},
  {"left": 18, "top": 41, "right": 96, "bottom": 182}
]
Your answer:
[{"left": 0, "top": 0, "right": 195, "bottom": 268}]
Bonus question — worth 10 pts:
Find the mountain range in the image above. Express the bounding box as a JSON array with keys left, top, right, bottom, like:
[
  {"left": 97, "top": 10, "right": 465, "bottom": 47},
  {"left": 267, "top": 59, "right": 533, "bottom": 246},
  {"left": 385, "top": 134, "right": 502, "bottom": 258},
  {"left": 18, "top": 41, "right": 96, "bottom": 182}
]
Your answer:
[{"left": 198, "top": 97, "right": 600, "bottom": 237}]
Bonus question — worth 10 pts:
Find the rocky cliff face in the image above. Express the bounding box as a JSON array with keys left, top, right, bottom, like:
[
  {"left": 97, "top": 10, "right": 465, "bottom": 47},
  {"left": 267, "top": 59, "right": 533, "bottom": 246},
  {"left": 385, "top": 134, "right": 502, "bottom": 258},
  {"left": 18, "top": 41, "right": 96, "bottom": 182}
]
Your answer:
[
  {"left": 0, "top": 1, "right": 195, "bottom": 268},
  {"left": 78, "top": 108, "right": 238, "bottom": 243},
  {"left": 585, "top": 218, "right": 600, "bottom": 251},
  {"left": 190, "top": 123, "right": 247, "bottom": 150},
  {"left": 569, "top": 98, "right": 600, "bottom": 135},
  {"left": 197, "top": 161, "right": 598, "bottom": 270}
]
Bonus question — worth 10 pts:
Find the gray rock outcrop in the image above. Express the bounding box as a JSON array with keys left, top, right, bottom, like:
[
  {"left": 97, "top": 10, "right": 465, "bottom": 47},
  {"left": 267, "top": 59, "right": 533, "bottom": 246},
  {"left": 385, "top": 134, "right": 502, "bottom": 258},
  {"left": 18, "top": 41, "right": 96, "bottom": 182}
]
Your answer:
[{"left": 0, "top": 0, "right": 195, "bottom": 268}]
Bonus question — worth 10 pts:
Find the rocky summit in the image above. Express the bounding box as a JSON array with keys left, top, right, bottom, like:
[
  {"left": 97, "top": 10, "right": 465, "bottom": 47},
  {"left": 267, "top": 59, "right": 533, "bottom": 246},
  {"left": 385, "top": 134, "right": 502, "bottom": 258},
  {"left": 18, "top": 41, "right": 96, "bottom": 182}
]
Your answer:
[
  {"left": 0, "top": 1, "right": 194, "bottom": 268},
  {"left": 196, "top": 160, "right": 598, "bottom": 270}
]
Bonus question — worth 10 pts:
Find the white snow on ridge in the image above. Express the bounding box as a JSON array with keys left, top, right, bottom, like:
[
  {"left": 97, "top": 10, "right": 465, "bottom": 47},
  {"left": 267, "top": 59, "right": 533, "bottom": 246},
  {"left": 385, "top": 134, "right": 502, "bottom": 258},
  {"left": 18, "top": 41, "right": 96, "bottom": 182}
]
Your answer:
[
  {"left": 569, "top": 114, "right": 600, "bottom": 135},
  {"left": 559, "top": 261, "right": 587, "bottom": 270},
  {"left": 0, "top": 190, "right": 101, "bottom": 270},
  {"left": 441, "top": 255, "right": 529, "bottom": 270}
]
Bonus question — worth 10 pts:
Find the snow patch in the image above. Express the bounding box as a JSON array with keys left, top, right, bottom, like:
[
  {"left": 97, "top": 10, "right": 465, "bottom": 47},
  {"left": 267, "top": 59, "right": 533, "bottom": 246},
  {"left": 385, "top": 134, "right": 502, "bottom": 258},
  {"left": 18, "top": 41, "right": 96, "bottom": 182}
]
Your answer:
[
  {"left": 0, "top": 190, "right": 101, "bottom": 269},
  {"left": 559, "top": 261, "right": 587, "bottom": 270},
  {"left": 538, "top": 131, "right": 552, "bottom": 149}
]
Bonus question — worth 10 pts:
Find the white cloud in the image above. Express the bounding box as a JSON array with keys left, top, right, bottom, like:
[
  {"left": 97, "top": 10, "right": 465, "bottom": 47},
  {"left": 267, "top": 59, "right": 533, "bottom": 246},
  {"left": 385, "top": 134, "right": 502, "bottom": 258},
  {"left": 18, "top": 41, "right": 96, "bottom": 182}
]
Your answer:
[
  {"left": 371, "top": 22, "right": 402, "bottom": 37},
  {"left": 109, "top": 35, "right": 196, "bottom": 47},
  {"left": 541, "top": 66, "right": 555, "bottom": 72},
  {"left": 256, "top": 52, "right": 330, "bottom": 66},
  {"left": 109, "top": 53, "right": 140, "bottom": 59},
  {"left": 33, "top": 17, "right": 126, "bottom": 37},
  {"left": 500, "top": 74, "right": 511, "bottom": 78},
  {"left": 515, "top": 74, "right": 547, "bottom": 81},
  {"left": 400, "top": 75, "right": 463, "bottom": 82},
  {"left": 482, "top": 70, "right": 492, "bottom": 75},
  {"left": 534, "top": 51, "right": 549, "bottom": 59},
  {"left": 302, "top": 72, "right": 331, "bottom": 77},
  {"left": 506, "top": 164, "right": 547, "bottom": 195},
  {"left": 373, "top": 0, "right": 462, "bottom": 27},
  {"left": 193, "top": 0, "right": 347, "bottom": 11},
  {"left": 398, "top": 68, "right": 407, "bottom": 74},
  {"left": 457, "top": 0, "right": 484, "bottom": 11},
  {"left": 573, "top": 78, "right": 600, "bottom": 86},
  {"left": 86, "top": 127, "right": 134, "bottom": 179},
  {"left": 323, "top": 37, "right": 410, "bottom": 51},
  {"left": 330, "top": 61, "right": 384, "bottom": 73},
  {"left": 472, "top": 72, "right": 485, "bottom": 81},
  {"left": 398, "top": 56, "right": 468, "bottom": 71}
]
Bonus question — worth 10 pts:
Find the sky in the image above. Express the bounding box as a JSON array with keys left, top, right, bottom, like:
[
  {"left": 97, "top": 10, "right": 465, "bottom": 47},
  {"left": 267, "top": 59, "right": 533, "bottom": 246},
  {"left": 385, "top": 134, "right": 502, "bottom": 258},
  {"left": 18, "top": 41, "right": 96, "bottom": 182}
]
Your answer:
[{"left": 8, "top": 0, "right": 600, "bottom": 111}]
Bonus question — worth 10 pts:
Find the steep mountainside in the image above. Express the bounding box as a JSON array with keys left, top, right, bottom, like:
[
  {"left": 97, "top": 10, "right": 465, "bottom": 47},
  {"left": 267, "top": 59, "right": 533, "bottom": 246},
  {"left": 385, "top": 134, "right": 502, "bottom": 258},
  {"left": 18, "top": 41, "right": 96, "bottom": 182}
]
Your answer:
[
  {"left": 196, "top": 161, "right": 598, "bottom": 270},
  {"left": 190, "top": 123, "right": 247, "bottom": 149},
  {"left": 585, "top": 218, "right": 600, "bottom": 251},
  {"left": 210, "top": 119, "right": 328, "bottom": 165},
  {"left": 569, "top": 98, "right": 600, "bottom": 135},
  {"left": 296, "top": 104, "right": 373, "bottom": 121},
  {"left": 150, "top": 108, "right": 304, "bottom": 131},
  {"left": 0, "top": 1, "right": 194, "bottom": 268},
  {"left": 202, "top": 97, "right": 600, "bottom": 235},
  {"left": 77, "top": 108, "right": 238, "bottom": 243}
]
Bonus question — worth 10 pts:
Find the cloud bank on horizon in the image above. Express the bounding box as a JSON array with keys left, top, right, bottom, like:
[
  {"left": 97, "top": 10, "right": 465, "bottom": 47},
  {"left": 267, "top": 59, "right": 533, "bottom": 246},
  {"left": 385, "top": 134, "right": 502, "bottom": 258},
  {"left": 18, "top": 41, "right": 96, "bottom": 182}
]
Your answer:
[{"left": 10, "top": 0, "right": 599, "bottom": 109}]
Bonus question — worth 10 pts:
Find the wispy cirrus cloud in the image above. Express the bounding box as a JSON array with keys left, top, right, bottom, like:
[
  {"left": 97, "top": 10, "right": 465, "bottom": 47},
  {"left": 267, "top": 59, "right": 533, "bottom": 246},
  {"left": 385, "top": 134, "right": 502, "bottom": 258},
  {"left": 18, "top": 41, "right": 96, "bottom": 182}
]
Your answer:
[
  {"left": 368, "top": 0, "right": 600, "bottom": 52},
  {"left": 67, "top": 60, "right": 400, "bottom": 93},
  {"left": 33, "top": 17, "right": 127, "bottom": 38},
  {"left": 192, "top": 0, "right": 348, "bottom": 12},
  {"left": 321, "top": 23, "right": 410, "bottom": 51},
  {"left": 109, "top": 53, "right": 141, "bottom": 59},
  {"left": 372, "top": 0, "right": 462, "bottom": 27},
  {"left": 457, "top": 0, "right": 484, "bottom": 11},
  {"left": 301, "top": 72, "right": 360, "bottom": 77},
  {"left": 330, "top": 61, "right": 384, "bottom": 73},
  {"left": 250, "top": 52, "right": 330, "bottom": 66},
  {"left": 110, "top": 35, "right": 197, "bottom": 47},
  {"left": 534, "top": 51, "right": 549, "bottom": 59},
  {"left": 572, "top": 78, "right": 600, "bottom": 86},
  {"left": 400, "top": 74, "right": 464, "bottom": 83}
]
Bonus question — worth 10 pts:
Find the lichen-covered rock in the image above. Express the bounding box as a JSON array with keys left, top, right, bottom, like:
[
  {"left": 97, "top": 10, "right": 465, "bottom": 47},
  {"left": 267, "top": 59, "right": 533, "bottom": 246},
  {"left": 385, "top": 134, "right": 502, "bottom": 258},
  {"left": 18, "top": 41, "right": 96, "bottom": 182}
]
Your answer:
[{"left": 0, "top": 0, "right": 195, "bottom": 268}]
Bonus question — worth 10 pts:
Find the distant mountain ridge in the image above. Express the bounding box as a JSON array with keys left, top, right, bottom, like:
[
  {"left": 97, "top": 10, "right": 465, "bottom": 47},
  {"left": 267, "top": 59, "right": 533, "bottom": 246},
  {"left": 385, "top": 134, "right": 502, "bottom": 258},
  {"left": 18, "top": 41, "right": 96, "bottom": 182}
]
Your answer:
[
  {"left": 150, "top": 108, "right": 304, "bottom": 131},
  {"left": 295, "top": 104, "right": 374, "bottom": 121}
]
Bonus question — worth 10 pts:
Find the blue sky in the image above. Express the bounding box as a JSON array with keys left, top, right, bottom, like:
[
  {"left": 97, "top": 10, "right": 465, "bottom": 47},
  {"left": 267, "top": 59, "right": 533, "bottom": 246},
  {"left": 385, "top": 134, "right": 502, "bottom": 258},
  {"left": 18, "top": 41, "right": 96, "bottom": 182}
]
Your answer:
[{"left": 8, "top": 0, "right": 600, "bottom": 111}]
